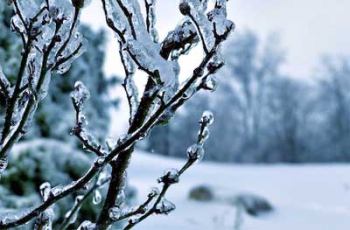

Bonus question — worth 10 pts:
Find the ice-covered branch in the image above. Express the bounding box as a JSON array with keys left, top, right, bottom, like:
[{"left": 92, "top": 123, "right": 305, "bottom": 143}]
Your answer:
[
  {"left": 33, "top": 183, "right": 55, "bottom": 230},
  {"left": 71, "top": 81, "right": 106, "bottom": 157},
  {"left": 0, "top": 65, "right": 11, "bottom": 100},
  {"left": 61, "top": 175, "right": 111, "bottom": 230},
  {"left": 0, "top": 0, "right": 88, "bottom": 175},
  {"left": 123, "top": 111, "right": 214, "bottom": 229},
  {"left": 119, "top": 42, "right": 139, "bottom": 124},
  {"left": 144, "top": 0, "right": 158, "bottom": 42}
]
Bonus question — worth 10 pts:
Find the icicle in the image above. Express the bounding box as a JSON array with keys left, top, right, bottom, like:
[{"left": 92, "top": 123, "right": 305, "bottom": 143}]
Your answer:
[
  {"left": 201, "top": 74, "right": 218, "bottom": 92},
  {"left": 64, "top": 195, "right": 84, "bottom": 225},
  {"left": 39, "top": 182, "right": 51, "bottom": 201},
  {"left": 92, "top": 190, "right": 102, "bottom": 205},
  {"left": 97, "top": 170, "right": 109, "bottom": 186},
  {"left": 116, "top": 190, "right": 126, "bottom": 206},
  {"left": 155, "top": 198, "right": 176, "bottom": 215}
]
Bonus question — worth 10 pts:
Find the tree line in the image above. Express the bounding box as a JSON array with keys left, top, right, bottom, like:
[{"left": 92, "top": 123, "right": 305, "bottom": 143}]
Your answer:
[{"left": 147, "top": 30, "right": 350, "bottom": 163}]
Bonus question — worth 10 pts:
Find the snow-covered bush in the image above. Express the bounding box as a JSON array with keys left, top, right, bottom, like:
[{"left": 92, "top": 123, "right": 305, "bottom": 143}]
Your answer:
[{"left": 0, "top": 0, "right": 234, "bottom": 229}]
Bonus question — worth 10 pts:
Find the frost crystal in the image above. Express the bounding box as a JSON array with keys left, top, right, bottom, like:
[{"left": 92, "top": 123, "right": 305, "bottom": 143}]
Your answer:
[
  {"left": 187, "top": 144, "right": 205, "bottom": 162},
  {"left": 200, "top": 110, "right": 214, "bottom": 125},
  {"left": 158, "top": 168, "right": 180, "bottom": 184},
  {"left": 155, "top": 198, "right": 176, "bottom": 215},
  {"left": 108, "top": 206, "right": 121, "bottom": 220}
]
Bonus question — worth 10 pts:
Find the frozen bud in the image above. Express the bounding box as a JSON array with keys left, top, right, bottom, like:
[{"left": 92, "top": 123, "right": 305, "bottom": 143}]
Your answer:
[
  {"left": 92, "top": 190, "right": 102, "bottom": 205},
  {"left": 179, "top": 1, "right": 191, "bottom": 15},
  {"left": 200, "top": 110, "right": 214, "bottom": 126},
  {"left": 74, "top": 81, "right": 90, "bottom": 100},
  {"left": 39, "top": 182, "right": 51, "bottom": 201},
  {"left": 198, "top": 127, "right": 210, "bottom": 144},
  {"left": 78, "top": 220, "right": 96, "bottom": 230},
  {"left": 158, "top": 168, "right": 180, "bottom": 184},
  {"left": 187, "top": 144, "right": 205, "bottom": 162},
  {"left": 109, "top": 206, "right": 121, "bottom": 220},
  {"left": 201, "top": 75, "right": 218, "bottom": 92},
  {"left": 155, "top": 198, "right": 176, "bottom": 215},
  {"left": 148, "top": 187, "right": 160, "bottom": 198}
]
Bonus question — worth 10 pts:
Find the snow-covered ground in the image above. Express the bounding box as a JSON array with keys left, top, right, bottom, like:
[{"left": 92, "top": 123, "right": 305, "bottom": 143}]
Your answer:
[{"left": 128, "top": 151, "right": 350, "bottom": 230}]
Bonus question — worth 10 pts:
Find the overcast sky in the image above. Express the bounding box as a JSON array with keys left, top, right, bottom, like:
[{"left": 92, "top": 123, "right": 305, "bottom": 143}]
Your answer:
[
  {"left": 81, "top": 0, "right": 350, "bottom": 79},
  {"left": 80, "top": 0, "right": 350, "bottom": 134}
]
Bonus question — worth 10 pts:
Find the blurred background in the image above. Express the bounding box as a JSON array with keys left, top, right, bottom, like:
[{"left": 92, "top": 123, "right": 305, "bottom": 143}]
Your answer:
[{"left": 1, "top": 0, "right": 350, "bottom": 229}]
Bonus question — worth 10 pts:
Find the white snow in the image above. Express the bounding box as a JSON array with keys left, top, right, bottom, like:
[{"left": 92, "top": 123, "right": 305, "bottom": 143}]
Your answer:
[{"left": 128, "top": 151, "right": 350, "bottom": 230}]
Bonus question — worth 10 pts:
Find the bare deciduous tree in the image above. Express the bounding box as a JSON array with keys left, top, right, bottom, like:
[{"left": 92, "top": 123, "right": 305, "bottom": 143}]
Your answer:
[{"left": 0, "top": 0, "right": 234, "bottom": 229}]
